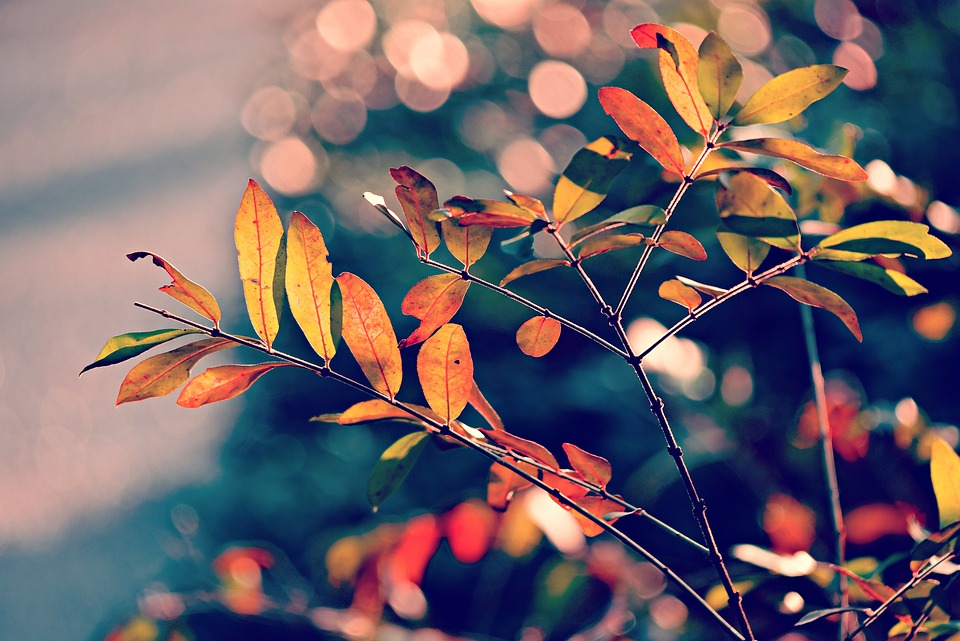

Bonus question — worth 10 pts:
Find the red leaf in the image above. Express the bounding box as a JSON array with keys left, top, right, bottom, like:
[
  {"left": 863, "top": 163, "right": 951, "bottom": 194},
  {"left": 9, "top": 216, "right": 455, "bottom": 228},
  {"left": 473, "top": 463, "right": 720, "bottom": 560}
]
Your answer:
[
  {"left": 399, "top": 273, "right": 471, "bottom": 348},
  {"left": 598, "top": 86, "right": 685, "bottom": 175},
  {"left": 480, "top": 428, "right": 559, "bottom": 469},
  {"left": 469, "top": 381, "right": 505, "bottom": 431},
  {"left": 443, "top": 499, "right": 498, "bottom": 563},
  {"left": 562, "top": 443, "right": 613, "bottom": 488},
  {"left": 444, "top": 196, "right": 539, "bottom": 228},
  {"left": 657, "top": 230, "right": 708, "bottom": 260},
  {"left": 487, "top": 457, "right": 534, "bottom": 510},
  {"left": 177, "top": 363, "right": 290, "bottom": 408}
]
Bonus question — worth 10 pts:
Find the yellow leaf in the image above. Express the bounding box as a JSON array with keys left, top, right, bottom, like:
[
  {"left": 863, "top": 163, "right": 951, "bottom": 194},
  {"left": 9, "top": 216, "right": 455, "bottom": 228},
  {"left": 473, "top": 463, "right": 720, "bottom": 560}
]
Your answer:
[
  {"left": 734, "top": 64, "right": 848, "bottom": 126},
  {"left": 721, "top": 138, "right": 867, "bottom": 182},
  {"left": 127, "top": 252, "right": 221, "bottom": 327},
  {"left": 417, "top": 324, "right": 474, "bottom": 423},
  {"left": 235, "top": 179, "right": 284, "bottom": 350},
  {"left": 399, "top": 273, "right": 471, "bottom": 348},
  {"left": 286, "top": 211, "right": 336, "bottom": 361},
  {"left": 441, "top": 219, "right": 493, "bottom": 267},
  {"left": 116, "top": 338, "right": 234, "bottom": 405},
  {"left": 931, "top": 438, "right": 960, "bottom": 527},
  {"left": 516, "top": 316, "right": 561, "bottom": 357},
  {"left": 337, "top": 272, "right": 403, "bottom": 398},
  {"left": 658, "top": 279, "right": 702, "bottom": 312},
  {"left": 177, "top": 363, "right": 289, "bottom": 408}
]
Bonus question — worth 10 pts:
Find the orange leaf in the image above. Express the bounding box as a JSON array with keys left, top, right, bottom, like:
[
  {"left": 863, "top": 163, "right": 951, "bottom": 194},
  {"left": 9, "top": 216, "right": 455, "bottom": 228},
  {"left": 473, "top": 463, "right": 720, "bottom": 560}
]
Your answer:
[
  {"left": 177, "top": 363, "right": 290, "bottom": 408},
  {"left": 500, "top": 259, "right": 570, "bottom": 287},
  {"left": 399, "top": 273, "right": 471, "bottom": 348},
  {"left": 235, "top": 179, "right": 284, "bottom": 350},
  {"left": 337, "top": 272, "right": 403, "bottom": 398},
  {"left": 334, "top": 399, "right": 443, "bottom": 426},
  {"left": 720, "top": 138, "right": 868, "bottom": 182},
  {"left": 391, "top": 166, "right": 441, "bottom": 255},
  {"left": 504, "top": 191, "right": 549, "bottom": 221},
  {"left": 444, "top": 196, "right": 539, "bottom": 228},
  {"left": 765, "top": 276, "right": 862, "bottom": 341},
  {"left": 542, "top": 468, "right": 590, "bottom": 504},
  {"left": 441, "top": 219, "right": 492, "bottom": 267},
  {"left": 386, "top": 514, "right": 442, "bottom": 586},
  {"left": 487, "top": 457, "right": 534, "bottom": 510},
  {"left": 116, "top": 338, "right": 234, "bottom": 405},
  {"left": 598, "top": 86, "right": 685, "bottom": 175},
  {"left": 577, "top": 234, "right": 647, "bottom": 261},
  {"left": 417, "top": 324, "right": 474, "bottom": 423},
  {"left": 479, "top": 428, "right": 559, "bottom": 469},
  {"left": 516, "top": 316, "right": 561, "bottom": 357},
  {"left": 659, "top": 278, "right": 702, "bottom": 311},
  {"left": 469, "top": 380, "right": 504, "bottom": 431},
  {"left": 657, "top": 230, "right": 708, "bottom": 261},
  {"left": 562, "top": 443, "right": 613, "bottom": 488},
  {"left": 631, "top": 23, "right": 712, "bottom": 137},
  {"left": 127, "top": 252, "right": 221, "bottom": 327},
  {"left": 443, "top": 499, "right": 498, "bottom": 564},
  {"left": 571, "top": 495, "right": 625, "bottom": 537},
  {"left": 286, "top": 211, "right": 337, "bottom": 361}
]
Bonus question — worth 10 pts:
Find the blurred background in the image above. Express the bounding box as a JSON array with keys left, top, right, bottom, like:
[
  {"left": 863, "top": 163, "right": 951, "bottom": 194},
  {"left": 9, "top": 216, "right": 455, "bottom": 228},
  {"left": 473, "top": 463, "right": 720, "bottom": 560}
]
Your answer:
[{"left": 1, "top": 0, "right": 959, "bottom": 639}]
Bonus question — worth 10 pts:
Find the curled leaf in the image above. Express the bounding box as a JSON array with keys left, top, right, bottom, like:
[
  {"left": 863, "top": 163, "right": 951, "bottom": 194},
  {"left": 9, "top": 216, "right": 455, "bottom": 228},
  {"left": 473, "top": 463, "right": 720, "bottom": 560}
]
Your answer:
[
  {"left": 504, "top": 192, "right": 549, "bottom": 221},
  {"left": 720, "top": 138, "right": 867, "bottom": 182},
  {"left": 337, "top": 272, "right": 403, "bottom": 398},
  {"left": 444, "top": 196, "right": 539, "bottom": 228},
  {"left": 363, "top": 192, "right": 410, "bottom": 236},
  {"left": 127, "top": 252, "right": 222, "bottom": 327},
  {"left": 598, "top": 86, "right": 685, "bottom": 175},
  {"left": 286, "top": 211, "right": 337, "bottom": 361},
  {"left": 698, "top": 32, "right": 742, "bottom": 120},
  {"left": 500, "top": 259, "right": 570, "bottom": 287},
  {"left": 657, "top": 230, "right": 707, "bottom": 260},
  {"left": 391, "top": 167, "right": 442, "bottom": 255},
  {"left": 81, "top": 328, "right": 201, "bottom": 375},
  {"left": 367, "top": 431, "right": 430, "bottom": 509},
  {"left": 562, "top": 443, "right": 612, "bottom": 488},
  {"left": 399, "top": 273, "right": 471, "bottom": 348},
  {"left": 116, "top": 338, "right": 235, "bottom": 405},
  {"left": 554, "top": 137, "right": 632, "bottom": 225},
  {"left": 417, "top": 324, "right": 474, "bottom": 424},
  {"left": 177, "top": 363, "right": 290, "bottom": 408},
  {"left": 694, "top": 166, "right": 793, "bottom": 194},
  {"left": 659, "top": 279, "right": 702, "bottom": 311},
  {"left": 733, "top": 64, "right": 848, "bottom": 126},
  {"left": 516, "top": 316, "right": 562, "bottom": 357},
  {"left": 765, "top": 276, "right": 862, "bottom": 341}
]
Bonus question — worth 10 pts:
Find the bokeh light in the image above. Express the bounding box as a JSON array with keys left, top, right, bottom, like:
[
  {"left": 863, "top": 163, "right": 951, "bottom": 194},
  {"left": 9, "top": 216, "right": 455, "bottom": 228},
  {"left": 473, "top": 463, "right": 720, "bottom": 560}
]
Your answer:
[
  {"left": 316, "top": 0, "right": 378, "bottom": 52},
  {"left": 528, "top": 60, "right": 587, "bottom": 119},
  {"left": 470, "top": 0, "right": 539, "bottom": 29},
  {"left": 496, "top": 136, "right": 556, "bottom": 194},
  {"left": 241, "top": 86, "right": 297, "bottom": 141},
  {"left": 258, "top": 136, "right": 326, "bottom": 195},
  {"left": 833, "top": 42, "right": 877, "bottom": 91},
  {"left": 533, "top": 3, "right": 592, "bottom": 58},
  {"left": 718, "top": 3, "right": 771, "bottom": 56}
]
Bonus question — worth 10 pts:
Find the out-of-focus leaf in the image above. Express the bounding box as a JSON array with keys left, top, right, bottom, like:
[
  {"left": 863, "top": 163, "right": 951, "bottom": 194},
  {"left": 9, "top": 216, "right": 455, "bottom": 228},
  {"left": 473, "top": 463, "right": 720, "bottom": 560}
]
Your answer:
[
  {"left": 399, "top": 273, "right": 471, "bottom": 348},
  {"left": 367, "top": 431, "right": 430, "bottom": 509},
  {"left": 562, "top": 443, "right": 612, "bottom": 488},
  {"left": 659, "top": 279, "right": 702, "bottom": 311},
  {"left": 733, "top": 64, "right": 847, "bottom": 126},
  {"left": 765, "top": 276, "right": 862, "bottom": 341},
  {"left": 444, "top": 499, "right": 497, "bottom": 564},
  {"left": 796, "top": 607, "right": 869, "bottom": 626},
  {"left": 720, "top": 138, "right": 867, "bottom": 182},
  {"left": 177, "top": 363, "right": 290, "bottom": 408},
  {"left": 814, "top": 221, "right": 951, "bottom": 261},
  {"left": 127, "top": 252, "right": 222, "bottom": 327},
  {"left": 569, "top": 205, "right": 667, "bottom": 245},
  {"left": 391, "top": 166, "right": 441, "bottom": 255},
  {"left": 505, "top": 191, "right": 549, "bottom": 221},
  {"left": 445, "top": 196, "right": 539, "bottom": 228},
  {"left": 363, "top": 191, "right": 410, "bottom": 236},
  {"left": 286, "top": 211, "right": 337, "bottom": 361},
  {"left": 480, "top": 428, "right": 559, "bottom": 469},
  {"left": 337, "top": 272, "right": 403, "bottom": 398},
  {"left": 829, "top": 565, "right": 897, "bottom": 603},
  {"left": 717, "top": 228, "right": 771, "bottom": 275},
  {"left": 116, "top": 338, "right": 234, "bottom": 405},
  {"left": 417, "top": 324, "right": 473, "bottom": 423},
  {"left": 500, "top": 259, "right": 570, "bottom": 287},
  {"left": 932, "top": 438, "right": 960, "bottom": 528},
  {"left": 487, "top": 457, "right": 533, "bottom": 510},
  {"left": 554, "top": 137, "right": 632, "bottom": 225},
  {"left": 695, "top": 166, "right": 793, "bottom": 194},
  {"left": 631, "top": 24, "right": 712, "bottom": 136},
  {"left": 578, "top": 234, "right": 647, "bottom": 260},
  {"left": 516, "top": 316, "right": 562, "bottom": 357},
  {"left": 717, "top": 172, "right": 799, "bottom": 249},
  {"left": 81, "top": 329, "right": 201, "bottom": 375},
  {"left": 698, "top": 32, "right": 742, "bottom": 120},
  {"left": 234, "top": 179, "right": 284, "bottom": 350},
  {"left": 658, "top": 230, "right": 707, "bottom": 260},
  {"left": 441, "top": 219, "right": 493, "bottom": 267},
  {"left": 571, "top": 495, "right": 625, "bottom": 537},
  {"left": 598, "top": 86, "right": 685, "bottom": 174},
  {"left": 501, "top": 229, "right": 535, "bottom": 260},
  {"left": 817, "top": 260, "right": 928, "bottom": 296},
  {"left": 677, "top": 275, "right": 727, "bottom": 298}
]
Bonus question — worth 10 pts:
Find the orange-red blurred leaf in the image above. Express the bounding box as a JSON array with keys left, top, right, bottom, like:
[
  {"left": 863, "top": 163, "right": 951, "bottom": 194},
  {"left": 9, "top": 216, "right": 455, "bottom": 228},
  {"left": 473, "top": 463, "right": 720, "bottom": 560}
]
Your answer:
[
  {"left": 631, "top": 24, "right": 712, "bottom": 137},
  {"left": 763, "top": 493, "right": 816, "bottom": 554},
  {"left": 116, "top": 338, "right": 234, "bottom": 405},
  {"left": 487, "top": 457, "right": 534, "bottom": 510},
  {"left": 516, "top": 316, "right": 561, "bottom": 357},
  {"left": 480, "top": 428, "right": 559, "bottom": 469},
  {"left": 177, "top": 363, "right": 290, "bottom": 408},
  {"left": 733, "top": 65, "right": 847, "bottom": 126},
  {"left": 571, "top": 495, "right": 625, "bottom": 537},
  {"left": 391, "top": 166, "right": 441, "bottom": 255},
  {"left": 286, "top": 211, "right": 337, "bottom": 361},
  {"left": 127, "top": 252, "right": 221, "bottom": 327},
  {"left": 598, "top": 86, "right": 685, "bottom": 175},
  {"left": 469, "top": 380, "right": 504, "bottom": 431},
  {"left": 212, "top": 546, "right": 274, "bottom": 616},
  {"left": 417, "top": 324, "right": 473, "bottom": 423},
  {"left": 500, "top": 259, "right": 570, "bottom": 287},
  {"left": 765, "top": 276, "right": 862, "bottom": 341},
  {"left": 337, "top": 272, "right": 403, "bottom": 398},
  {"left": 235, "top": 179, "right": 285, "bottom": 351},
  {"left": 658, "top": 230, "right": 707, "bottom": 260},
  {"left": 387, "top": 514, "right": 442, "bottom": 586},
  {"left": 721, "top": 138, "right": 867, "bottom": 182},
  {"left": 399, "top": 273, "right": 471, "bottom": 348},
  {"left": 845, "top": 503, "right": 913, "bottom": 545},
  {"left": 829, "top": 565, "right": 898, "bottom": 604},
  {"left": 444, "top": 196, "right": 539, "bottom": 228},
  {"left": 562, "top": 443, "right": 613, "bottom": 488},
  {"left": 443, "top": 499, "right": 498, "bottom": 563},
  {"left": 441, "top": 219, "right": 493, "bottom": 268},
  {"left": 659, "top": 279, "right": 703, "bottom": 311}
]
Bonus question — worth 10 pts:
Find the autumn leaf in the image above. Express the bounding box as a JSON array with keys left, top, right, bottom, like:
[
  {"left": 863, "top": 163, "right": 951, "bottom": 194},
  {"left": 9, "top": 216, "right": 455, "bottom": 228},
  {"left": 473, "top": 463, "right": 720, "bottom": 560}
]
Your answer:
[
  {"left": 480, "top": 428, "right": 559, "bottom": 469},
  {"left": 659, "top": 279, "right": 702, "bottom": 311},
  {"left": 367, "top": 431, "right": 430, "bottom": 509},
  {"left": 733, "top": 64, "right": 848, "bottom": 126},
  {"left": 598, "top": 86, "right": 685, "bottom": 175},
  {"left": 676, "top": 275, "right": 727, "bottom": 299},
  {"left": 444, "top": 196, "right": 539, "bottom": 228},
  {"left": 657, "top": 230, "right": 707, "bottom": 260},
  {"left": 500, "top": 259, "right": 570, "bottom": 287},
  {"left": 817, "top": 260, "right": 928, "bottom": 296},
  {"left": 570, "top": 206, "right": 667, "bottom": 246},
  {"left": 717, "top": 228, "right": 771, "bottom": 275},
  {"left": 286, "top": 211, "right": 337, "bottom": 361},
  {"left": 717, "top": 172, "right": 799, "bottom": 249},
  {"left": 116, "top": 337, "right": 235, "bottom": 404},
  {"left": 764, "top": 276, "right": 862, "bottom": 341},
  {"left": 694, "top": 166, "right": 793, "bottom": 194},
  {"left": 443, "top": 499, "right": 498, "bottom": 564},
  {"left": 698, "top": 32, "right": 742, "bottom": 120},
  {"left": 399, "top": 273, "right": 471, "bottom": 348},
  {"left": 417, "top": 324, "right": 474, "bottom": 423},
  {"left": 391, "top": 166, "right": 441, "bottom": 255},
  {"left": 469, "top": 381, "right": 504, "bottom": 431},
  {"left": 328, "top": 398, "right": 443, "bottom": 426},
  {"left": 441, "top": 219, "right": 493, "bottom": 268},
  {"left": 578, "top": 233, "right": 648, "bottom": 260},
  {"left": 571, "top": 495, "right": 625, "bottom": 537},
  {"left": 177, "top": 363, "right": 291, "bottom": 408},
  {"left": 720, "top": 138, "right": 867, "bottom": 182},
  {"left": 127, "top": 252, "right": 222, "bottom": 327},
  {"left": 81, "top": 328, "right": 201, "bottom": 375},
  {"left": 235, "top": 179, "right": 284, "bottom": 350},
  {"left": 516, "top": 316, "right": 561, "bottom": 357},
  {"left": 554, "top": 137, "right": 632, "bottom": 225},
  {"left": 931, "top": 438, "right": 960, "bottom": 528},
  {"left": 813, "top": 221, "right": 951, "bottom": 262},
  {"left": 562, "top": 443, "right": 612, "bottom": 488},
  {"left": 487, "top": 457, "right": 533, "bottom": 510},
  {"left": 337, "top": 272, "right": 403, "bottom": 398}
]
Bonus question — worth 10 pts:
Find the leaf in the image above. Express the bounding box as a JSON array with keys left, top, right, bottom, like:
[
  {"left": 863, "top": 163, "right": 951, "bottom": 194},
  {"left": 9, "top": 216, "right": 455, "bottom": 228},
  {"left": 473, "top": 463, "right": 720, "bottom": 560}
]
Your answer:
[
  {"left": 631, "top": 24, "right": 713, "bottom": 137},
  {"left": 814, "top": 221, "right": 951, "bottom": 261},
  {"left": 698, "top": 32, "right": 742, "bottom": 120},
  {"left": 598, "top": 86, "right": 685, "bottom": 175},
  {"left": 571, "top": 495, "right": 625, "bottom": 537},
  {"left": 81, "top": 328, "right": 201, "bottom": 375},
  {"left": 717, "top": 172, "right": 799, "bottom": 249},
  {"left": 733, "top": 64, "right": 848, "bottom": 126},
  {"left": 717, "top": 228, "right": 771, "bottom": 275},
  {"left": 391, "top": 166, "right": 442, "bottom": 255},
  {"left": 444, "top": 196, "right": 539, "bottom": 228},
  {"left": 562, "top": 443, "right": 612, "bottom": 488},
  {"left": 932, "top": 438, "right": 960, "bottom": 528},
  {"left": 469, "top": 381, "right": 504, "bottom": 431},
  {"left": 912, "top": 521, "right": 960, "bottom": 564},
  {"left": 487, "top": 457, "right": 533, "bottom": 510},
  {"left": 500, "top": 259, "right": 571, "bottom": 287},
  {"left": 399, "top": 273, "right": 471, "bottom": 348},
  {"left": 500, "top": 229, "right": 535, "bottom": 260},
  {"left": 286, "top": 211, "right": 337, "bottom": 362},
  {"left": 677, "top": 275, "right": 727, "bottom": 298},
  {"left": 318, "top": 398, "right": 443, "bottom": 426},
  {"left": 516, "top": 316, "right": 562, "bottom": 357},
  {"left": 363, "top": 191, "right": 410, "bottom": 236},
  {"left": 658, "top": 230, "right": 707, "bottom": 260},
  {"left": 367, "top": 431, "right": 430, "bottom": 509},
  {"left": 659, "top": 279, "right": 702, "bottom": 311},
  {"left": 578, "top": 234, "right": 647, "bottom": 260},
  {"left": 127, "top": 252, "right": 222, "bottom": 327},
  {"left": 235, "top": 179, "right": 285, "bottom": 350},
  {"left": 479, "top": 428, "right": 559, "bottom": 469},
  {"left": 504, "top": 191, "right": 549, "bottom": 221},
  {"left": 441, "top": 219, "right": 493, "bottom": 268},
  {"left": 116, "top": 338, "right": 235, "bottom": 405},
  {"left": 720, "top": 138, "right": 867, "bottom": 182},
  {"left": 417, "top": 324, "right": 474, "bottom": 424},
  {"left": 337, "top": 272, "right": 403, "bottom": 398},
  {"left": 554, "top": 137, "right": 632, "bottom": 225},
  {"left": 177, "top": 363, "right": 290, "bottom": 408},
  {"left": 765, "top": 276, "right": 862, "bottom": 341},
  {"left": 796, "top": 607, "right": 869, "bottom": 626},
  {"left": 694, "top": 166, "right": 793, "bottom": 194},
  {"left": 817, "top": 260, "right": 928, "bottom": 296}
]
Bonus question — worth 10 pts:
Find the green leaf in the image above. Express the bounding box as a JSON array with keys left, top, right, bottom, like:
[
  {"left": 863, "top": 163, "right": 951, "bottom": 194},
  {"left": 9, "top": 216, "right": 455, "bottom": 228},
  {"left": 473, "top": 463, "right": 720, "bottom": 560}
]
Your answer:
[
  {"left": 720, "top": 138, "right": 867, "bottom": 182},
  {"left": 814, "top": 221, "right": 951, "bottom": 261},
  {"left": 659, "top": 279, "right": 702, "bottom": 311},
  {"left": 717, "top": 172, "right": 799, "bottom": 249},
  {"left": 578, "top": 233, "right": 647, "bottom": 260},
  {"left": 367, "top": 431, "right": 430, "bottom": 510},
  {"left": 796, "top": 607, "right": 869, "bottom": 626},
  {"left": 116, "top": 338, "right": 236, "bottom": 405},
  {"left": 598, "top": 87, "right": 685, "bottom": 174},
  {"left": 932, "top": 438, "right": 960, "bottom": 528},
  {"left": 677, "top": 275, "right": 727, "bottom": 298},
  {"left": 717, "top": 228, "right": 771, "bottom": 275},
  {"left": 500, "top": 229, "right": 535, "bottom": 260},
  {"left": 733, "top": 64, "right": 848, "bottom": 126},
  {"left": 698, "top": 32, "right": 742, "bottom": 120},
  {"left": 554, "top": 137, "right": 632, "bottom": 225},
  {"left": 816, "top": 260, "right": 928, "bottom": 296},
  {"left": 764, "top": 276, "right": 862, "bottom": 341},
  {"left": 500, "top": 259, "right": 571, "bottom": 287},
  {"left": 81, "top": 329, "right": 201, "bottom": 375},
  {"left": 658, "top": 230, "right": 707, "bottom": 261},
  {"left": 569, "top": 206, "right": 667, "bottom": 245}
]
